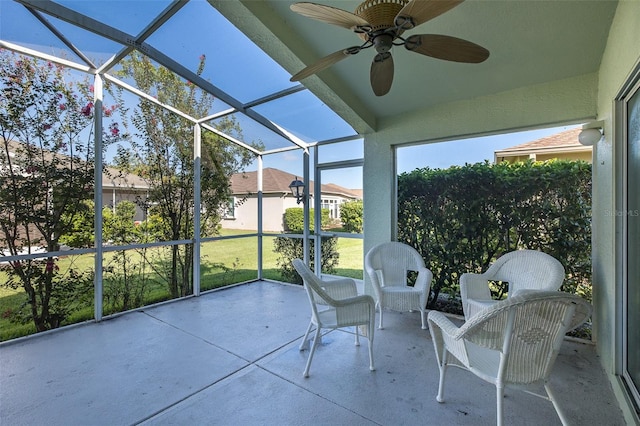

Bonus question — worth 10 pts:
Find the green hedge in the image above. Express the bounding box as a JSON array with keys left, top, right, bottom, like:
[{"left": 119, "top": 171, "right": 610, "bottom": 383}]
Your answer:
[
  {"left": 340, "top": 200, "right": 363, "bottom": 233},
  {"left": 398, "top": 160, "right": 592, "bottom": 307},
  {"left": 283, "top": 207, "right": 330, "bottom": 233}
]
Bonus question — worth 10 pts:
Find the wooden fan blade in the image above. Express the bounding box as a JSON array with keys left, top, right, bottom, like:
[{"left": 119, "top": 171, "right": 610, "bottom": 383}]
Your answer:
[
  {"left": 370, "top": 53, "right": 394, "bottom": 96},
  {"left": 290, "top": 47, "right": 360, "bottom": 81},
  {"left": 395, "top": 0, "right": 465, "bottom": 29},
  {"left": 405, "top": 34, "right": 489, "bottom": 63},
  {"left": 291, "top": 2, "right": 370, "bottom": 31}
]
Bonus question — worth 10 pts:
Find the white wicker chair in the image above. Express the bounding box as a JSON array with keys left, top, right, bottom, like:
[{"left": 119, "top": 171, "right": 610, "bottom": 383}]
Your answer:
[
  {"left": 460, "top": 250, "right": 565, "bottom": 320},
  {"left": 365, "top": 242, "right": 433, "bottom": 329},
  {"left": 428, "top": 290, "right": 591, "bottom": 426},
  {"left": 292, "top": 259, "right": 376, "bottom": 378}
]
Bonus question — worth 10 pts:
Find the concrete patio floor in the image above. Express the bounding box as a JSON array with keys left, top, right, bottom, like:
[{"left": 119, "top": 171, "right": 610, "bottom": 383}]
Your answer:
[{"left": 0, "top": 280, "right": 626, "bottom": 425}]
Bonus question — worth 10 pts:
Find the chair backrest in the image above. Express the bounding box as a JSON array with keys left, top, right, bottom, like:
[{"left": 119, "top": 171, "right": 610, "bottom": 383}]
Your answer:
[
  {"left": 484, "top": 250, "right": 565, "bottom": 294},
  {"left": 292, "top": 259, "right": 330, "bottom": 321},
  {"left": 461, "top": 291, "right": 591, "bottom": 385},
  {"left": 365, "top": 242, "right": 425, "bottom": 288}
]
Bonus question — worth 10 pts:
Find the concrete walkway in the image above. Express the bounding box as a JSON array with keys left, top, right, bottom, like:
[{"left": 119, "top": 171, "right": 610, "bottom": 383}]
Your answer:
[{"left": 0, "top": 281, "right": 626, "bottom": 425}]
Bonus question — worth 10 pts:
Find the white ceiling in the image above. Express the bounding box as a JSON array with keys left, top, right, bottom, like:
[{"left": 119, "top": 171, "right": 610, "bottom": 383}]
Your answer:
[{"left": 220, "top": 0, "right": 618, "bottom": 133}]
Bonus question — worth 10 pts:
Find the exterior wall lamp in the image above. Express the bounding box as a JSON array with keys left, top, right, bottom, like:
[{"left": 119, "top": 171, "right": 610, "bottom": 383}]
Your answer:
[
  {"left": 579, "top": 121, "right": 604, "bottom": 146},
  {"left": 289, "top": 177, "right": 306, "bottom": 204}
]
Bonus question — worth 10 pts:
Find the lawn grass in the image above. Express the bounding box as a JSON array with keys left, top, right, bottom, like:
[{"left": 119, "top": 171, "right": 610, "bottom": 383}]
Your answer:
[{"left": 0, "top": 230, "right": 364, "bottom": 341}]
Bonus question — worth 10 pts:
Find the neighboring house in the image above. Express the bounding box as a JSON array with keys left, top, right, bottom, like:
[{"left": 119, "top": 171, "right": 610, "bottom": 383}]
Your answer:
[
  {"left": 494, "top": 128, "right": 592, "bottom": 164},
  {"left": 222, "top": 167, "right": 360, "bottom": 232},
  {"left": 102, "top": 167, "right": 150, "bottom": 222},
  {"left": 1, "top": 140, "right": 150, "bottom": 223}
]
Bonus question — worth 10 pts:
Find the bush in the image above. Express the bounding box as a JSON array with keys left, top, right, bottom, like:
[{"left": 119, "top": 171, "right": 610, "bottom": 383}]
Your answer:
[
  {"left": 340, "top": 200, "right": 363, "bottom": 233},
  {"left": 273, "top": 236, "right": 339, "bottom": 284},
  {"left": 275, "top": 207, "right": 339, "bottom": 283},
  {"left": 397, "top": 160, "right": 592, "bottom": 307},
  {"left": 283, "top": 207, "right": 330, "bottom": 233}
]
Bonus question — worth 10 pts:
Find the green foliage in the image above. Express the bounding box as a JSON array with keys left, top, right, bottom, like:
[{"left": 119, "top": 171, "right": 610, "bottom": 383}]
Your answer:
[
  {"left": 283, "top": 207, "right": 330, "bottom": 232},
  {"left": 59, "top": 200, "right": 95, "bottom": 248},
  {"left": 398, "top": 160, "right": 592, "bottom": 307},
  {"left": 101, "top": 201, "right": 152, "bottom": 312},
  {"left": 276, "top": 207, "right": 339, "bottom": 283},
  {"left": 273, "top": 236, "right": 339, "bottom": 284},
  {"left": 340, "top": 200, "right": 363, "bottom": 233}
]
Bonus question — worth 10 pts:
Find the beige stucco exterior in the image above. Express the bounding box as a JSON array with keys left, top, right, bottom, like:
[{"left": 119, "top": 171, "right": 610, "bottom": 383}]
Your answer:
[
  {"left": 496, "top": 150, "right": 593, "bottom": 163},
  {"left": 363, "top": 2, "right": 640, "bottom": 423},
  {"left": 221, "top": 194, "right": 302, "bottom": 232}
]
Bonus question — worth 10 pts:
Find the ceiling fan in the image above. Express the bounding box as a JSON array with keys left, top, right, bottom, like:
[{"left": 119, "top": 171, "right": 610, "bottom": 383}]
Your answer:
[{"left": 289, "top": 0, "right": 490, "bottom": 96}]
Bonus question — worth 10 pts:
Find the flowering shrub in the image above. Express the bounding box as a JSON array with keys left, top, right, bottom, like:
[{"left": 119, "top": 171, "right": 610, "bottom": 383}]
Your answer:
[{"left": 0, "top": 49, "right": 124, "bottom": 331}]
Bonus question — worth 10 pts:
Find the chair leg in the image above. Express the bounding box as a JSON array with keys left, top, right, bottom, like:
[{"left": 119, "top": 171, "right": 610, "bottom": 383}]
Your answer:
[
  {"left": 354, "top": 324, "right": 361, "bottom": 346},
  {"left": 303, "top": 327, "right": 322, "bottom": 378},
  {"left": 378, "top": 306, "right": 384, "bottom": 329},
  {"left": 545, "top": 381, "right": 569, "bottom": 425},
  {"left": 496, "top": 384, "right": 505, "bottom": 426},
  {"left": 436, "top": 351, "right": 448, "bottom": 403},
  {"left": 420, "top": 308, "right": 427, "bottom": 330},
  {"left": 299, "top": 321, "right": 313, "bottom": 351},
  {"left": 368, "top": 333, "right": 375, "bottom": 371}
]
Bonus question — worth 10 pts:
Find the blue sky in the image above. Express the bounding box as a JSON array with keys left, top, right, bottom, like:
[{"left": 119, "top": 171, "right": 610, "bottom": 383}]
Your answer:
[
  {"left": 396, "top": 124, "right": 581, "bottom": 174},
  {"left": 2, "top": 0, "right": 582, "bottom": 189}
]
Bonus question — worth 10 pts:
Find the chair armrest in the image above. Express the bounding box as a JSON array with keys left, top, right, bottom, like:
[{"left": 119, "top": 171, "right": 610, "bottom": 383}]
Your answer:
[
  {"left": 415, "top": 267, "right": 433, "bottom": 306},
  {"left": 460, "top": 273, "right": 492, "bottom": 302},
  {"left": 365, "top": 267, "right": 384, "bottom": 303},
  {"left": 427, "top": 311, "right": 464, "bottom": 339},
  {"left": 332, "top": 294, "right": 375, "bottom": 309},
  {"left": 321, "top": 278, "right": 358, "bottom": 300},
  {"left": 414, "top": 267, "right": 433, "bottom": 291}
]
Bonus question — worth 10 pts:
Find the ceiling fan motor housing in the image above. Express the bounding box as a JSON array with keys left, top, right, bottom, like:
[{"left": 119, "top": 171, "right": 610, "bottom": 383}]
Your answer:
[{"left": 354, "top": 0, "right": 409, "bottom": 41}]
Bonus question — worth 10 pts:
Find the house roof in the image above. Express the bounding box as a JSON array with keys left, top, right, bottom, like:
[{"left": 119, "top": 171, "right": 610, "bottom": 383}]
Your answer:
[
  {"left": 2, "top": 139, "right": 149, "bottom": 190},
  {"left": 230, "top": 167, "right": 360, "bottom": 199},
  {"left": 102, "top": 167, "right": 149, "bottom": 190},
  {"left": 495, "top": 127, "right": 591, "bottom": 155}
]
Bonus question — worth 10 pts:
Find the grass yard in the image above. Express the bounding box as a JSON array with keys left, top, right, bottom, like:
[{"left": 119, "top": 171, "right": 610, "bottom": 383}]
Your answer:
[{"left": 0, "top": 230, "right": 364, "bottom": 341}]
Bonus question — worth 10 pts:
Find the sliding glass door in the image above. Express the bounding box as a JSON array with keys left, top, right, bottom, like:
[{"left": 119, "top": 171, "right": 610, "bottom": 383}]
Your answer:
[{"left": 624, "top": 76, "right": 640, "bottom": 408}]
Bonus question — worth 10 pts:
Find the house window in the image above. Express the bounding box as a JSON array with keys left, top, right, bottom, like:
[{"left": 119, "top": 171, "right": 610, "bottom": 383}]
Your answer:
[{"left": 222, "top": 197, "right": 235, "bottom": 219}]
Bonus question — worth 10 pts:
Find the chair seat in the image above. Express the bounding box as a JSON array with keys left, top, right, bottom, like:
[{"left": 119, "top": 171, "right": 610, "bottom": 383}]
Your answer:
[
  {"left": 315, "top": 307, "right": 339, "bottom": 328},
  {"left": 466, "top": 299, "right": 499, "bottom": 318},
  {"left": 382, "top": 286, "right": 420, "bottom": 293}
]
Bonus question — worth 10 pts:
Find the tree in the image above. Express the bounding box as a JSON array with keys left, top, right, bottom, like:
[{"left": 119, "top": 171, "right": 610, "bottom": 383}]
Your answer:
[
  {"left": 114, "top": 52, "right": 258, "bottom": 298},
  {"left": 0, "top": 50, "right": 122, "bottom": 331}
]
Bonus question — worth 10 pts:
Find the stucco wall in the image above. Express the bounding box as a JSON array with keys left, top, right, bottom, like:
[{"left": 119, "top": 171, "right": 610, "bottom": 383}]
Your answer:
[
  {"left": 592, "top": 1, "right": 640, "bottom": 422},
  {"left": 221, "top": 195, "right": 299, "bottom": 232}
]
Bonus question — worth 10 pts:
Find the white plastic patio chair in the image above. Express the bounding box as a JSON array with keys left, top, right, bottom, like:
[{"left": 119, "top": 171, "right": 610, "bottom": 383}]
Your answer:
[
  {"left": 292, "top": 259, "right": 376, "bottom": 378},
  {"left": 460, "top": 250, "right": 565, "bottom": 320},
  {"left": 428, "top": 290, "right": 591, "bottom": 426},
  {"left": 365, "top": 242, "right": 433, "bottom": 329}
]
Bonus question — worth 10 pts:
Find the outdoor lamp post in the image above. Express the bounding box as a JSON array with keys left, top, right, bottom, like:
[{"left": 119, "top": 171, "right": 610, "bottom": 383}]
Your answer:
[{"left": 289, "top": 177, "right": 305, "bottom": 204}]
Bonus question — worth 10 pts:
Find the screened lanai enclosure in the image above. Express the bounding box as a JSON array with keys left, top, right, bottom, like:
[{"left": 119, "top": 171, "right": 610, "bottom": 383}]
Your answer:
[{"left": 0, "top": 0, "right": 366, "bottom": 337}]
